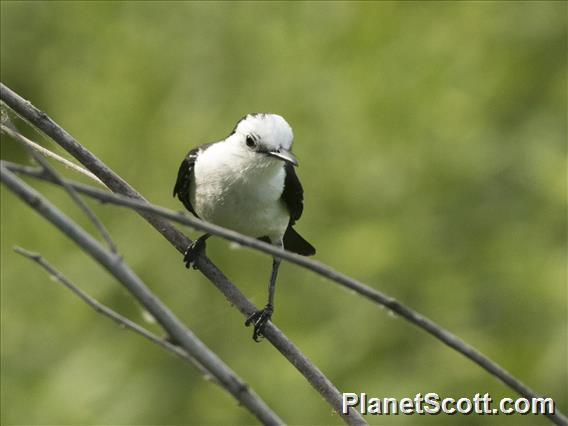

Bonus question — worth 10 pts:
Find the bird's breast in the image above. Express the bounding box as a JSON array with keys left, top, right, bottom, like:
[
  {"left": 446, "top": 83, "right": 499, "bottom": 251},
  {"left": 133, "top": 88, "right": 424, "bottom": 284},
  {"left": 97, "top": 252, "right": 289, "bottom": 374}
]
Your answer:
[{"left": 191, "top": 155, "right": 289, "bottom": 241}]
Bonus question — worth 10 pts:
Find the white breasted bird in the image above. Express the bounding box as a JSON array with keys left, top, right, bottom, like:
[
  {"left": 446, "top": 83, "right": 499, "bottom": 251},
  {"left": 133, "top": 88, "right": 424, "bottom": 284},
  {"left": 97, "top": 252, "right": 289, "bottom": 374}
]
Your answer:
[{"left": 173, "top": 113, "right": 315, "bottom": 341}]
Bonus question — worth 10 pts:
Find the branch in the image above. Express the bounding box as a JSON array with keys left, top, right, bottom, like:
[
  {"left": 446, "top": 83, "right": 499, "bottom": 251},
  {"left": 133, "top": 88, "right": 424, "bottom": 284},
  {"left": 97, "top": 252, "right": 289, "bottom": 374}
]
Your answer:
[
  {"left": 5, "top": 159, "right": 567, "bottom": 425},
  {"left": 13, "top": 246, "right": 216, "bottom": 381},
  {"left": 3, "top": 125, "right": 117, "bottom": 253},
  {"left": 1, "top": 166, "right": 284, "bottom": 426},
  {"left": 5, "top": 83, "right": 566, "bottom": 425},
  {"left": 0, "top": 119, "right": 103, "bottom": 184},
  {"left": 0, "top": 82, "right": 366, "bottom": 424}
]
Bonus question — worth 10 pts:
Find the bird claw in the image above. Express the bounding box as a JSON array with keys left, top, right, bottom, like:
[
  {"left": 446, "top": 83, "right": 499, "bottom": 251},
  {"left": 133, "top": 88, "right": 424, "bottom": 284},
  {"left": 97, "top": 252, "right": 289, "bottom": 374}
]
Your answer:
[
  {"left": 245, "top": 304, "right": 273, "bottom": 342},
  {"left": 183, "top": 238, "right": 207, "bottom": 269}
]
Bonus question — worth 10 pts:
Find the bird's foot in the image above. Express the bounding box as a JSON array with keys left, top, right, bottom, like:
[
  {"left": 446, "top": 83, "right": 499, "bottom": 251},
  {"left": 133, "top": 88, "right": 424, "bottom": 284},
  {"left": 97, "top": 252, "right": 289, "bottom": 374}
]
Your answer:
[
  {"left": 245, "top": 304, "right": 273, "bottom": 342},
  {"left": 183, "top": 238, "right": 207, "bottom": 269}
]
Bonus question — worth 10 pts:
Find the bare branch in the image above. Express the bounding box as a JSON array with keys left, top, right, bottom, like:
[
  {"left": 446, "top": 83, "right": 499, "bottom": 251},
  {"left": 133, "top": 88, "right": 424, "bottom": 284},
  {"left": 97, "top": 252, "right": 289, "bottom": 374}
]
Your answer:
[
  {"left": 0, "top": 83, "right": 366, "bottom": 424},
  {"left": 3, "top": 125, "right": 117, "bottom": 253},
  {"left": 0, "top": 122, "right": 103, "bottom": 184},
  {"left": 6, "top": 84, "right": 565, "bottom": 425},
  {"left": 13, "top": 246, "right": 216, "bottom": 381},
  {"left": 1, "top": 166, "right": 285, "bottom": 426},
  {"left": 5, "top": 158, "right": 567, "bottom": 423}
]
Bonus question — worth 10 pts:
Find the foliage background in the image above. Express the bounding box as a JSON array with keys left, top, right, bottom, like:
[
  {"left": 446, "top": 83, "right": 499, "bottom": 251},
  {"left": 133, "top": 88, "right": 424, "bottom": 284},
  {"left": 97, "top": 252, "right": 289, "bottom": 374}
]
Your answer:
[{"left": 1, "top": 1, "right": 566, "bottom": 425}]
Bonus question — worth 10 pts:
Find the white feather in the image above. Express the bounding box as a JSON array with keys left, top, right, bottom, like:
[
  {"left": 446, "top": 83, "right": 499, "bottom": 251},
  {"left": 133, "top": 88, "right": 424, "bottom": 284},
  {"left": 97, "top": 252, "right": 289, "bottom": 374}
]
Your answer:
[{"left": 190, "top": 114, "right": 294, "bottom": 242}]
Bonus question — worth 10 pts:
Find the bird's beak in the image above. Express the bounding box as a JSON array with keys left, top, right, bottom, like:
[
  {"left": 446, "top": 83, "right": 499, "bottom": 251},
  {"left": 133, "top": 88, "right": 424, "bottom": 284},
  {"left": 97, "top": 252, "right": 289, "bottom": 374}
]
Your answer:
[{"left": 267, "top": 149, "right": 298, "bottom": 167}]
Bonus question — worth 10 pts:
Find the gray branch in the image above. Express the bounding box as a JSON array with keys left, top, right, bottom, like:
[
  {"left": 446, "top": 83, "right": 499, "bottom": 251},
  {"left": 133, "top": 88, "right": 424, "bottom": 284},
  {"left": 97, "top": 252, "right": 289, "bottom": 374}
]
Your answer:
[
  {"left": 4, "top": 84, "right": 566, "bottom": 426},
  {"left": 1, "top": 107, "right": 103, "bottom": 184},
  {"left": 5, "top": 158, "right": 567, "bottom": 425},
  {"left": 1, "top": 82, "right": 367, "bottom": 424},
  {"left": 2, "top": 124, "right": 117, "bottom": 253},
  {"left": 1, "top": 166, "right": 284, "bottom": 426},
  {"left": 13, "top": 246, "right": 216, "bottom": 382}
]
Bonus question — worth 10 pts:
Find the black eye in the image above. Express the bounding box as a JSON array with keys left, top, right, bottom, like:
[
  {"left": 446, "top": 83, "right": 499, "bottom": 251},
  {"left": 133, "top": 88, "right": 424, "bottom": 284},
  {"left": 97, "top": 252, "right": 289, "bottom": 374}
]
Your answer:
[{"left": 246, "top": 135, "right": 256, "bottom": 148}]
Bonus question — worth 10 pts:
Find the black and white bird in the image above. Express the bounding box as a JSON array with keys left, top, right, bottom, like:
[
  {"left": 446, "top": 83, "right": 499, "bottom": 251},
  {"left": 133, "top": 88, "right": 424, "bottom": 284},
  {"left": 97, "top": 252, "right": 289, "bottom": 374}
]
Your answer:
[{"left": 173, "top": 113, "right": 315, "bottom": 341}]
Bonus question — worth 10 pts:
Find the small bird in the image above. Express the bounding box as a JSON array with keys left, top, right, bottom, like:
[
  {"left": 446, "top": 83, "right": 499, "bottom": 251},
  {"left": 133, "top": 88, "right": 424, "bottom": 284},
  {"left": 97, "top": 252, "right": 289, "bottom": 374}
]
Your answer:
[{"left": 173, "top": 113, "right": 315, "bottom": 341}]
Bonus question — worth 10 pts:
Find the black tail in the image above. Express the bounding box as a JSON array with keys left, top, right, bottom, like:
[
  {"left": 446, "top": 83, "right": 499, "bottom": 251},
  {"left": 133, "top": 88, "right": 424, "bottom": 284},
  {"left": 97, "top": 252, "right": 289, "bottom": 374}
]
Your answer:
[{"left": 283, "top": 226, "right": 316, "bottom": 256}]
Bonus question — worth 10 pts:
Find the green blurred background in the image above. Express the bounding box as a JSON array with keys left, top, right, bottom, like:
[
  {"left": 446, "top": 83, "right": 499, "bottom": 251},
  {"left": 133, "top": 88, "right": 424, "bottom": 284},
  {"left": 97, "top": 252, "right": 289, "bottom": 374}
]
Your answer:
[{"left": 1, "top": 1, "right": 566, "bottom": 425}]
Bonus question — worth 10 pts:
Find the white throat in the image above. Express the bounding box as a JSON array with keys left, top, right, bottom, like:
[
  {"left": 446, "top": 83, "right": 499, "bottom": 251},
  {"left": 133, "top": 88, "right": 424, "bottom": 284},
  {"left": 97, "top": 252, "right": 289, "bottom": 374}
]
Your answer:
[{"left": 190, "top": 140, "right": 290, "bottom": 241}]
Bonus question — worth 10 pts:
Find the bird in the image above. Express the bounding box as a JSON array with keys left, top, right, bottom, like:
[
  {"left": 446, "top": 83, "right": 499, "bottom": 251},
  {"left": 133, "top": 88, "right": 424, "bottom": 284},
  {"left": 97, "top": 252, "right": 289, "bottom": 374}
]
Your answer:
[{"left": 173, "top": 113, "right": 315, "bottom": 341}]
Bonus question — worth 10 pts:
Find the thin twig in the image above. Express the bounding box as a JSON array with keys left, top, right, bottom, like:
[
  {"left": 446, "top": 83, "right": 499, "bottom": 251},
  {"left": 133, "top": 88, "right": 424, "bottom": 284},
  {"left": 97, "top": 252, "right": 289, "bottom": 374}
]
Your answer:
[
  {"left": 4, "top": 81, "right": 566, "bottom": 425},
  {"left": 0, "top": 82, "right": 366, "bottom": 424},
  {"left": 3, "top": 125, "right": 117, "bottom": 253},
  {"left": 1, "top": 166, "right": 285, "bottom": 426},
  {"left": 0, "top": 122, "right": 103, "bottom": 184},
  {"left": 13, "top": 246, "right": 216, "bottom": 381},
  {"left": 4, "top": 158, "right": 566, "bottom": 423}
]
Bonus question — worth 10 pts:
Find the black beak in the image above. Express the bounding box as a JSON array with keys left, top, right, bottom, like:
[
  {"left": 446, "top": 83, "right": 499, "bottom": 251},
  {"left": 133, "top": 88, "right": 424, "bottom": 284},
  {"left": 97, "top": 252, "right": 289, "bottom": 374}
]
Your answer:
[{"left": 267, "top": 148, "right": 298, "bottom": 167}]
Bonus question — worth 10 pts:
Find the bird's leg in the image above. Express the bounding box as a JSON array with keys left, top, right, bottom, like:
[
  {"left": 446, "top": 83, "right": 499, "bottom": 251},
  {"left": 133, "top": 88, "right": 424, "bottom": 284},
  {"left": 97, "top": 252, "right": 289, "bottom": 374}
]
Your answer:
[
  {"left": 183, "top": 233, "right": 211, "bottom": 269},
  {"left": 245, "top": 255, "right": 282, "bottom": 342}
]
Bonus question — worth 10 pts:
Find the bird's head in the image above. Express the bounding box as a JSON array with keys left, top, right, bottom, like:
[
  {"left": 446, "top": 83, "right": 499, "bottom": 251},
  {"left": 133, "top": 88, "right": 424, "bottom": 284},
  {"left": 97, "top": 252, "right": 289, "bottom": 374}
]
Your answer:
[{"left": 229, "top": 113, "right": 298, "bottom": 167}]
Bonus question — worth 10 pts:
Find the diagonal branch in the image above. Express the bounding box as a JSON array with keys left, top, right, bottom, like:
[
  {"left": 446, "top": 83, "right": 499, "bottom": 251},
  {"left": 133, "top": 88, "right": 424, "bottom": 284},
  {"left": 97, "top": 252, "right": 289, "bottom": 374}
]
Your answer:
[
  {"left": 4, "top": 158, "right": 567, "bottom": 424},
  {"left": 3, "top": 124, "right": 117, "bottom": 253},
  {"left": 0, "top": 117, "right": 103, "bottom": 184},
  {"left": 1, "top": 166, "right": 285, "bottom": 426},
  {"left": 0, "top": 82, "right": 367, "bottom": 424},
  {"left": 13, "top": 246, "right": 215, "bottom": 381}
]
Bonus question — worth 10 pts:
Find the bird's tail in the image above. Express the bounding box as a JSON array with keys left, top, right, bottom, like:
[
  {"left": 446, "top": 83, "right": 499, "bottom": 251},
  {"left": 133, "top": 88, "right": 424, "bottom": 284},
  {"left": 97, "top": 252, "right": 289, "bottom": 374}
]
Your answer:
[{"left": 283, "top": 226, "right": 316, "bottom": 256}]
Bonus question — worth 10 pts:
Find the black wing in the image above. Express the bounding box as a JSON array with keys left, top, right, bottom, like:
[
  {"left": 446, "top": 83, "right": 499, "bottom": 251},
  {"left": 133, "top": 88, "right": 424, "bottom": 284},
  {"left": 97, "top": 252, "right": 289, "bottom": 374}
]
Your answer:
[
  {"left": 281, "top": 162, "right": 304, "bottom": 225},
  {"left": 173, "top": 144, "right": 211, "bottom": 217},
  {"left": 281, "top": 163, "right": 316, "bottom": 255}
]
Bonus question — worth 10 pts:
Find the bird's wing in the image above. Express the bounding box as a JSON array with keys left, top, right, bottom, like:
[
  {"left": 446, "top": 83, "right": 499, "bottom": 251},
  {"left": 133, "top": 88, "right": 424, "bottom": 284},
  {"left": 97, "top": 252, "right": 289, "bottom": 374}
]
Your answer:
[
  {"left": 281, "top": 162, "right": 304, "bottom": 225},
  {"left": 281, "top": 164, "right": 316, "bottom": 255},
  {"left": 173, "top": 144, "right": 211, "bottom": 217}
]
